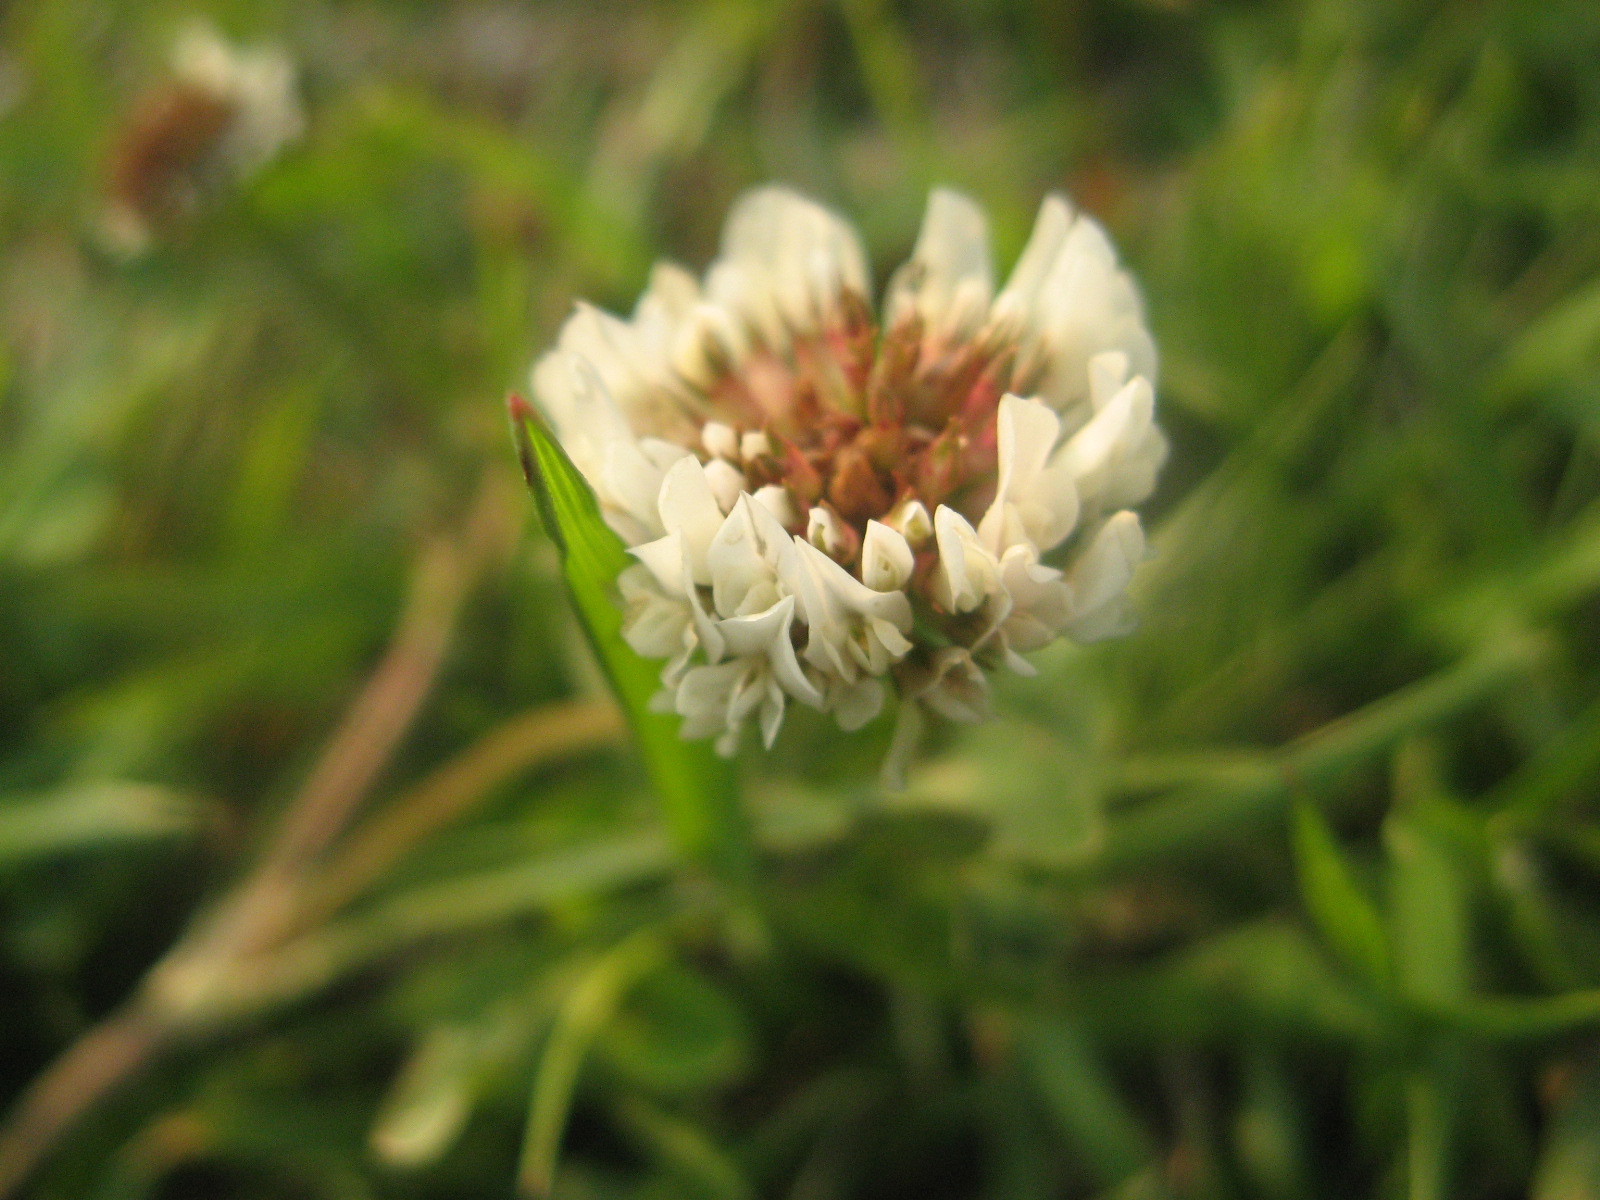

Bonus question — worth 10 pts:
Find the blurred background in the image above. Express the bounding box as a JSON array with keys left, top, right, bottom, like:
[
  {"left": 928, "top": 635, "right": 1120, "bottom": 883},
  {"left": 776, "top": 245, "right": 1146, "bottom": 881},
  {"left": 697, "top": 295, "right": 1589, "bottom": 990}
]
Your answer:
[{"left": 4, "top": 0, "right": 1600, "bottom": 1196}]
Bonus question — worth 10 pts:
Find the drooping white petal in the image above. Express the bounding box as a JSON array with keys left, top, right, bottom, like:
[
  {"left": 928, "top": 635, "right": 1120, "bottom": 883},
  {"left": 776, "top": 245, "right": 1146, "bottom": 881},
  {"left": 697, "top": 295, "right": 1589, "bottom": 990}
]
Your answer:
[
  {"left": 828, "top": 675, "right": 886, "bottom": 732},
  {"left": 630, "top": 530, "right": 684, "bottom": 593},
  {"left": 618, "top": 566, "right": 688, "bottom": 658},
  {"left": 634, "top": 530, "right": 726, "bottom": 664},
  {"left": 904, "top": 647, "right": 991, "bottom": 724},
  {"left": 787, "top": 538, "right": 912, "bottom": 685},
  {"left": 1065, "top": 511, "right": 1146, "bottom": 642},
  {"left": 993, "top": 545, "right": 1072, "bottom": 657},
  {"left": 599, "top": 438, "right": 683, "bottom": 542},
  {"left": 758, "top": 674, "right": 787, "bottom": 749},
  {"left": 720, "top": 595, "right": 823, "bottom": 708},
  {"left": 675, "top": 662, "right": 746, "bottom": 741}
]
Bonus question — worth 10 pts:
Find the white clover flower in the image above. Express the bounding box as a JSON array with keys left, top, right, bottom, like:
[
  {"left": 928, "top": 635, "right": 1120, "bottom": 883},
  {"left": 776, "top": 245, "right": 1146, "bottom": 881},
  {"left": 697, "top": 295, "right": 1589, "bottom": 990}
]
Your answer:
[
  {"left": 532, "top": 186, "right": 1165, "bottom": 766},
  {"left": 170, "top": 24, "right": 304, "bottom": 178},
  {"left": 102, "top": 24, "right": 304, "bottom": 256}
]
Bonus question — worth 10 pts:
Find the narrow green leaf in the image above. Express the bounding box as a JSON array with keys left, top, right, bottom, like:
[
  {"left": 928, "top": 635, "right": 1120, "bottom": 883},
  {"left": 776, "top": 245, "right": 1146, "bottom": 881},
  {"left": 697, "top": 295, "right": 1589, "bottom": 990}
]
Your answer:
[
  {"left": 1233, "top": 1050, "right": 1310, "bottom": 1200},
  {"left": 509, "top": 398, "right": 747, "bottom": 884},
  {"left": 370, "top": 1025, "right": 485, "bottom": 1168},
  {"left": 1386, "top": 810, "right": 1471, "bottom": 1005},
  {"left": 1404, "top": 1067, "right": 1456, "bottom": 1200},
  {"left": 519, "top": 932, "right": 666, "bottom": 1198},
  {"left": 371, "top": 995, "right": 546, "bottom": 1169},
  {"left": 613, "top": 1094, "right": 753, "bottom": 1200},
  {"left": 1423, "top": 989, "right": 1600, "bottom": 1041},
  {"left": 0, "top": 783, "right": 202, "bottom": 869},
  {"left": 1020, "top": 1014, "right": 1153, "bottom": 1189},
  {"left": 1292, "top": 801, "right": 1390, "bottom": 990}
]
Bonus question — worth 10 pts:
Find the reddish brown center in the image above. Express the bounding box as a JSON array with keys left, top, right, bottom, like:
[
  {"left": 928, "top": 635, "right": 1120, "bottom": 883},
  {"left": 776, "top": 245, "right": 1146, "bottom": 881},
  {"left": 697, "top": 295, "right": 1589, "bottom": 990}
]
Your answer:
[{"left": 694, "top": 296, "right": 1021, "bottom": 560}]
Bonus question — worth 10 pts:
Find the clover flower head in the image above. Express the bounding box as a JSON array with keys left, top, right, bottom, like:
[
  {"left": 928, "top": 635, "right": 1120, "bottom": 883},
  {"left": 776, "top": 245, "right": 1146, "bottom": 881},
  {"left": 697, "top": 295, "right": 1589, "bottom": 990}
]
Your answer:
[
  {"left": 102, "top": 23, "right": 303, "bottom": 255},
  {"left": 533, "top": 186, "right": 1165, "bottom": 769}
]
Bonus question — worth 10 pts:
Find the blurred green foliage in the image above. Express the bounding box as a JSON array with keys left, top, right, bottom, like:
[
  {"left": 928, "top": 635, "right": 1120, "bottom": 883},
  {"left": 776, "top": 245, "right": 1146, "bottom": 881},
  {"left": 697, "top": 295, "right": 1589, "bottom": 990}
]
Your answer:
[{"left": 4, "top": 0, "right": 1600, "bottom": 1197}]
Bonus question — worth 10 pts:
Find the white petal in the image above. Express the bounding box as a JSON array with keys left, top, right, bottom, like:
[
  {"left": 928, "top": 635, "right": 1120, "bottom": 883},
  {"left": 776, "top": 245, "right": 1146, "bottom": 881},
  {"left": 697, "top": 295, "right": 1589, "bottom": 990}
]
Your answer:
[
  {"left": 860, "top": 520, "right": 913, "bottom": 592},
  {"left": 910, "top": 647, "right": 991, "bottom": 723},
  {"left": 1087, "top": 350, "right": 1131, "bottom": 409},
  {"left": 790, "top": 538, "right": 913, "bottom": 687},
  {"left": 994, "top": 545, "right": 1071, "bottom": 654},
  {"left": 701, "top": 421, "right": 739, "bottom": 460},
  {"left": 619, "top": 567, "right": 690, "bottom": 660},
  {"left": 829, "top": 676, "right": 885, "bottom": 732},
  {"left": 719, "top": 594, "right": 793, "bottom": 657},
  {"left": 637, "top": 261, "right": 701, "bottom": 325},
  {"left": 930, "top": 505, "right": 999, "bottom": 614},
  {"left": 706, "top": 498, "right": 778, "bottom": 618},
  {"left": 1056, "top": 375, "right": 1161, "bottom": 512},
  {"left": 675, "top": 662, "right": 744, "bottom": 739},
  {"left": 807, "top": 506, "right": 847, "bottom": 557},
  {"left": 720, "top": 595, "right": 823, "bottom": 708},
  {"left": 759, "top": 677, "right": 788, "bottom": 748},
  {"left": 558, "top": 303, "right": 645, "bottom": 408},
  {"left": 711, "top": 186, "right": 870, "bottom": 343},
  {"left": 631, "top": 531, "right": 684, "bottom": 593},
  {"left": 993, "top": 194, "right": 1073, "bottom": 325},
  {"left": 886, "top": 188, "right": 994, "bottom": 337},
  {"left": 785, "top": 538, "right": 853, "bottom": 680},
  {"left": 745, "top": 488, "right": 798, "bottom": 559},
  {"left": 530, "top": 349, "right": 631, "bottom": 463},
  {"left": 751, "top": 485, "right": 797, "bottom": 528},
  {"left": 1066, "top": 511, "right": 1146, "bottom": 641},
  {"left": 993, "top": 196, "right": 1158, "bottom": 412},
  {"left": 979, "top": 395, "right": 1072, "bottom": 554},
  {"left": 703, "top": 458, "right": 746, "bottom": 513},
  {"left": 798, "top": 538, "right": 912, "bottom": 630},
  {"left": 672, "top": 301, "right": 747, "bottom": 386},
  {"left": 885, "top": 498, "right": 933, "bottom": 547},
  {"left": 599, "top": 439, "right": 672, "bottom": 540},
  {"left": 740, "top": 430, "right": 773, "bottom": 461},
  {"left": 657, "top": 457, "right": 725, "bottom": 585}
]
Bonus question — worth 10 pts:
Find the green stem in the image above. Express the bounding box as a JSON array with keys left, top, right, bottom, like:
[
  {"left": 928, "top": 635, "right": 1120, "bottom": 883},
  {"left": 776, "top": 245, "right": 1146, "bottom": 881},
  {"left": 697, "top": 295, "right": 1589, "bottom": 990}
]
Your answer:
[{"left": 1098, "top": 633, "right": 1548, "bottom": 868}]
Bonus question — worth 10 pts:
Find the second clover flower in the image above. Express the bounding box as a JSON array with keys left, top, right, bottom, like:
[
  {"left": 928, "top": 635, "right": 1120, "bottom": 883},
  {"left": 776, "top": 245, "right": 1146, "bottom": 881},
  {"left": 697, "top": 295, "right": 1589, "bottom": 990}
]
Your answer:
[{"left": 532, "top": 187, "right": 1165, "bottom": 761}]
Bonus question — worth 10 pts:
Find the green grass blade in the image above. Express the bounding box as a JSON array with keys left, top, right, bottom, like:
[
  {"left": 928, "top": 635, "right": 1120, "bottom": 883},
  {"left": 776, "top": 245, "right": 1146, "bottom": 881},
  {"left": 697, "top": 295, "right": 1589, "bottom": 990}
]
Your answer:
[
  {"left": 0, "top": 783, "right": 203, "bottom": 870},
  {"left": 508, "top": 397, "right": 747, "bottom": 884},
  {"left": 1292, "top": 801, "right": 1391, "bottom": 991}
]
